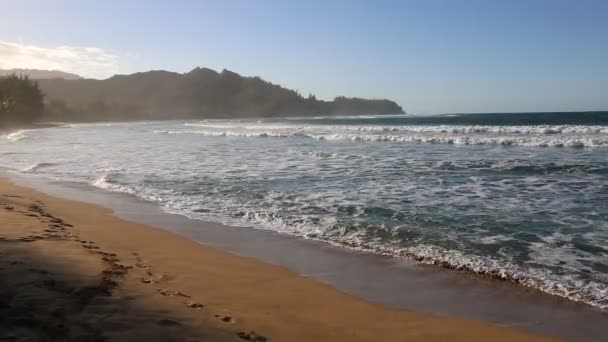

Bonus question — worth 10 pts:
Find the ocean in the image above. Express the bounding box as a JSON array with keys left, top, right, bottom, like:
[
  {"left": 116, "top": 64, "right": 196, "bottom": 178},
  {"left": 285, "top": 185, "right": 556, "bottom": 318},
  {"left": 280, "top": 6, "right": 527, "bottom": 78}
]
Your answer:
[{"left": 2, "top": 111, "right": 607, "bottom": 310}]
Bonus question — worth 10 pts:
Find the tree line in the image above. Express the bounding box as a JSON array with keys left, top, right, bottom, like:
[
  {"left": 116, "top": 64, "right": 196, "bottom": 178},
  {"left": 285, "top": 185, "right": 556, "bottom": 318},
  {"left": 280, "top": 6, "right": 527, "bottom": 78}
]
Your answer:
[{"left": 0, "top": 74, "right": 44, "bottom": 126}]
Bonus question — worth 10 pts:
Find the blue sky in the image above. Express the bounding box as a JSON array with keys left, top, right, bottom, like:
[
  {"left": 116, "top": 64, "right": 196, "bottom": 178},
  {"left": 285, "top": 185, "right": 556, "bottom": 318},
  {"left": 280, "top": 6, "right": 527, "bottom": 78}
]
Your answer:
[{"left": 1, "top": 0, "right": 607, "bottom": 114}]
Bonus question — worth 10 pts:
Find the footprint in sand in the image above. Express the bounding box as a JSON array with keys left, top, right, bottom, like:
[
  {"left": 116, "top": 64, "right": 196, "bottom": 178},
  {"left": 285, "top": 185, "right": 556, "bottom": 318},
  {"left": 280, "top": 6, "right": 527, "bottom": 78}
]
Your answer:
[
  {"left": 101, "top": 277, "right": 119, "bottom": 287},
  {"left": 156, "top": 319, "right": 181, "bottom": 327},
  {"left": 215, "top": 314, "right": 233, "bottom": 323},
  {"left": 237, "top": 331, "right": 267, "bottom": 341},
  {"left": 157, "top": 289, "right": 191, "bottom": 298},
  {"left": 28, "top": 268, "right": 50, "bottom": 275},
  {"left": 140, "top": 278, "right": 156, "bottom": 284},
  {"left": 115, "top": 264, "right": 133, "bottom": 271},
  {"left": 82, "top": 244, "right": 100, "bottom": 250},
  {"left": 185, "top": 302, "right": 204, "bottom": 309},
  {"left": 101, "top": 256, "right": 119, "bottom": 263},
  {"left": 19, "top": 236, "right": 38, "bottom": 242}
]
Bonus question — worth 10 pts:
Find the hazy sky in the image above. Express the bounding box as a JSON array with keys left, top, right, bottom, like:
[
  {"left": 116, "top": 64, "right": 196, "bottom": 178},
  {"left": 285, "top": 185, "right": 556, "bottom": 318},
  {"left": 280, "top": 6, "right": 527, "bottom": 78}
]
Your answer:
[{"left": 1, "top": 0, "right": 607, "bottom": 114}]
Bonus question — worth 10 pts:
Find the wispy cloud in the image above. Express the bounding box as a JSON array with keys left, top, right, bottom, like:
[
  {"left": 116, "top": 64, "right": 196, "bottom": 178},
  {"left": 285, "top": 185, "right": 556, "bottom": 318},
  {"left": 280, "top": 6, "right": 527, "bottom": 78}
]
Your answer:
[{"left": 0, "top": 40, "right": 119, "bottom": 79}]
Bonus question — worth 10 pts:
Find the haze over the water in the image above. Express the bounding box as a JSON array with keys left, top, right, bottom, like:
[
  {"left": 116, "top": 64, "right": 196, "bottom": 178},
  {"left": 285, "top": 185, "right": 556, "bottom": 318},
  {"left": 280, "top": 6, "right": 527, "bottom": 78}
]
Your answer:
[{"left": 1, "top": 0, "right": 607, "bottom": 114}]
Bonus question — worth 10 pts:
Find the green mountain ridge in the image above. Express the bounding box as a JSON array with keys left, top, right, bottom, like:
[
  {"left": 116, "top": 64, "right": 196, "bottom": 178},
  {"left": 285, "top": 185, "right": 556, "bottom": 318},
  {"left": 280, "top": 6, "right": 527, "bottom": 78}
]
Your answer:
[{"left": 36, "top": 67, "right": 405, "bottom": 121}]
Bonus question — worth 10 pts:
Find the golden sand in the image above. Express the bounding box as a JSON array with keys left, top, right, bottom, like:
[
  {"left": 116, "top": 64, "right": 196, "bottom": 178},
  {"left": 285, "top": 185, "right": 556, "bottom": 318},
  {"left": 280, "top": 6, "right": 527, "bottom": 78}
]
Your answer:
[{"left": 0, "top": 178, "right": 555, "bottom": 341}]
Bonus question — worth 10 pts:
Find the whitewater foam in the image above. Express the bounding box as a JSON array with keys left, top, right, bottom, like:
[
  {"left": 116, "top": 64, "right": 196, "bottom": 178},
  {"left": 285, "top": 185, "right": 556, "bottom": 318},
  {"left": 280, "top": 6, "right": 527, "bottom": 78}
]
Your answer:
[
  {"left": 165, "top": 124, "right": 608, "bottom": 148},
  {"left": 5, "top": 130, "right": 32, "bottom": 142}
]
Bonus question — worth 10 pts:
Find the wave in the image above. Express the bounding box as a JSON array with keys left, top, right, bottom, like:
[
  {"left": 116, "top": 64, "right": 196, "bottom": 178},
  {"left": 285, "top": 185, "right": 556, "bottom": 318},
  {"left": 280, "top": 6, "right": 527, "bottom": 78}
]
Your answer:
[
  {"left": 5, "top": 130, "right": 33, "bottom": 142},
  {"left": 158, "top": 126, "right": 608, "bottom": 148},
  {"left": 348, "top": 125, "right": 608, "bottom": 134},
  {"left": 208, "top": 209, "right": 608, "bottom": 310},
  {"left": 91, "top": 173, "right": 137, "bottom": 195},
  {"left": 154, "top": 129, "right": 297, "bottom": 138},
  {"left": 83, "top": 171, "right": 608, "bottom": 310},
  {"left": 184, "top": 122, "right": 608, "bottom": 134},
  {"left": 21, "top": 162, "right": 58, "bottom": 173}
]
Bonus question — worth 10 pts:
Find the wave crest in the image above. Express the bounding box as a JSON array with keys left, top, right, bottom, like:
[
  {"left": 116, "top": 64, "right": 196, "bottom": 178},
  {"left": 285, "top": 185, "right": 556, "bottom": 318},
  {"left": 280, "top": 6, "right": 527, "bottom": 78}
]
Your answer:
[
  {"left": 160, "top": 124, "right": 608, "bottom": 148},
  {"left": 21, "top": 162, "right": 58, "bottom": 173},
  {"left": 5, "top": 130, "right": 33, "bottom": 142}
]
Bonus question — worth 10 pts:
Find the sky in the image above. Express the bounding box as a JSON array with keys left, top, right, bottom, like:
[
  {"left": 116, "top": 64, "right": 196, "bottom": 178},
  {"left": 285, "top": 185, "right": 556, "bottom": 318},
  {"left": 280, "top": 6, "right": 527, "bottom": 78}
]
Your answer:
[{"left": 1, "top": 0, "right": 607, "bottom": 114}]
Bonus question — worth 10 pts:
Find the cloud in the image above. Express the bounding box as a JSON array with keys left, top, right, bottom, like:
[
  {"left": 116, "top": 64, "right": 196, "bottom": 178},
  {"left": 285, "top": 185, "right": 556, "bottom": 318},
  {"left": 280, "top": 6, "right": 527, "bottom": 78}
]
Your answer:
[{"left": 0, "top": 40, "right": 119, "bottom": 79}]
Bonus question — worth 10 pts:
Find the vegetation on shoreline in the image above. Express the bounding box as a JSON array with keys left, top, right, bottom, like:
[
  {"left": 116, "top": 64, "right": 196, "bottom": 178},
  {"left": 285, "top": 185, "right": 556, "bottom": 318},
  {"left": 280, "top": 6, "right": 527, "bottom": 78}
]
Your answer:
[{"left": 0, "top": 74, "right": 44, "bottom": 127}]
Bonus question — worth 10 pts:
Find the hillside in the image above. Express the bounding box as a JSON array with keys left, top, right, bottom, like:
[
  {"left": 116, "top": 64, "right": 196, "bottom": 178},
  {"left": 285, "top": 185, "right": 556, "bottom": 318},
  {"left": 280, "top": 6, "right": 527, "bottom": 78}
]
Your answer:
[
  {"left": 37, "top": 67, "right": 404, "bottom": 121},
  {"left": 0, "top": 69, "right": 83, "bottom": 80}
]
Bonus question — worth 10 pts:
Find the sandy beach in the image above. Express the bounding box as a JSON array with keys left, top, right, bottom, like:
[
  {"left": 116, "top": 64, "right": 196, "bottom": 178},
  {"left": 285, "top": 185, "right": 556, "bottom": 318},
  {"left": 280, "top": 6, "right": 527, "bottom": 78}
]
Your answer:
[{"left": 0, "top": 177, "right": 554, "bottom": 341}]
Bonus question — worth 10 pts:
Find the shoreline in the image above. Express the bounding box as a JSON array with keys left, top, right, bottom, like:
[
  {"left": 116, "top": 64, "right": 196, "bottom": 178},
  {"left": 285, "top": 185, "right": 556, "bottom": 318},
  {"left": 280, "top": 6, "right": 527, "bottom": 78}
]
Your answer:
[
  {"left": 0, "top": 176, "right": 557, "bottom": 341},
  {"left": 0, "top": 121, "right": 62, "bottom": 132}
]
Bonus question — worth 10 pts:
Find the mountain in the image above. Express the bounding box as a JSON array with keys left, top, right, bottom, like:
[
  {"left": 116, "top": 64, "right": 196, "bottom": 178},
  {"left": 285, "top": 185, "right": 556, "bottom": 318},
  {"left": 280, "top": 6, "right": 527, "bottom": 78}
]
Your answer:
[
  {"left": 0, "top": 69, "right": 83, "bottom": 80},
  {"left": 37, "top": 67, "right": 404, "bottom": 121}
]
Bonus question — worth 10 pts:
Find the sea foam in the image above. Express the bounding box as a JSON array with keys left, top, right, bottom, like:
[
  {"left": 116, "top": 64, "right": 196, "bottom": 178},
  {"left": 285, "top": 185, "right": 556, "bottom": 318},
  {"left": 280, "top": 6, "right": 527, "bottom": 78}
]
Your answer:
[{"left": 167, "top": 123, "right": 608, "bottom": 148}]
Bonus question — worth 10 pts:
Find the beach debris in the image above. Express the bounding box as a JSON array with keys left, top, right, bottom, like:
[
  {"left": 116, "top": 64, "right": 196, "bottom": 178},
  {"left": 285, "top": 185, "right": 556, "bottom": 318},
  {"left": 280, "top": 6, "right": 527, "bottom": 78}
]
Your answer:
[{"left": 185, "top": 302, "right": 204, "bottom": 309}]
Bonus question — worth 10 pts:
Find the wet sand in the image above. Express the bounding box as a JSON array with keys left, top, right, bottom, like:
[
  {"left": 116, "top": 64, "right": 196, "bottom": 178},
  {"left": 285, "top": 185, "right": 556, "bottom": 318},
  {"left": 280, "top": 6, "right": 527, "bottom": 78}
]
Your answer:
[{"left": 0, "top": 177, "right": 556, "bottom": 341}]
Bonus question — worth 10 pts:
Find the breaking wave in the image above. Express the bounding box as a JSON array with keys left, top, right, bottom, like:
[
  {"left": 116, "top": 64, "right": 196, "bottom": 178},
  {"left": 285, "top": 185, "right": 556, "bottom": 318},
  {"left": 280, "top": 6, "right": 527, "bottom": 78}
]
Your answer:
[
  {"left": 21, "top": 162, "right": 58, "bottom": 173},
  {"left": 5, "top": 130, "right": 33, "bottom": 142},
  {"left": 157, "top": 124, "right": 608, "bottom": 148}
]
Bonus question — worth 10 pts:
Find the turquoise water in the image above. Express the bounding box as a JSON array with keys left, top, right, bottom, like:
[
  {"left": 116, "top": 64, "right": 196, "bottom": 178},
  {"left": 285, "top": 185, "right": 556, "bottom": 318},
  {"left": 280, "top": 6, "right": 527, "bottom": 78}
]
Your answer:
[{"left": 1, "top": 111, "right": 608, "bottom": 309}]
